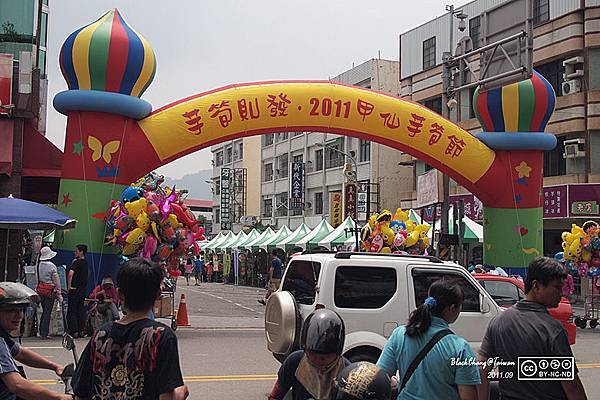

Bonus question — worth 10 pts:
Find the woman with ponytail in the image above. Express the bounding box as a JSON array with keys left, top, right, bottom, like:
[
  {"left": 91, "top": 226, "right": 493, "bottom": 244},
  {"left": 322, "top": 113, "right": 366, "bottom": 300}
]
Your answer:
[{"left": 376, "top": 280, "right": 480, "bottom": 400}]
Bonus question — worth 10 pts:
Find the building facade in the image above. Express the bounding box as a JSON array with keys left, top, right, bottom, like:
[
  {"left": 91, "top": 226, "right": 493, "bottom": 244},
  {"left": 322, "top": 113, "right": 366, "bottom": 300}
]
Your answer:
[
  {"left": 259, "top": 59, "right": 413, "bottom": 230},
  {"left": 399, "top": 0, "right": 600, "bottom": 256}
]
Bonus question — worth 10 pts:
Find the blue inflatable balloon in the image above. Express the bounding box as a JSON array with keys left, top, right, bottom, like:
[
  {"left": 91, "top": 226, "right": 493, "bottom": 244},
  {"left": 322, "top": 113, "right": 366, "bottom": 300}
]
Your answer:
[
  {"left": 121, "top": 186, "right": 144, "bottom": 203},
  {"left": 554, "top": 251, "right": 565, "bottom": 263}
]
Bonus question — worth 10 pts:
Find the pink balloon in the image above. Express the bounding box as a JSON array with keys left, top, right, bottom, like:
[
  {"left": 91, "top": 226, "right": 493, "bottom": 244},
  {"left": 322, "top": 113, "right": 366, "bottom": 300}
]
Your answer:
[{"left": 142, "top": 236, "right": 158, "bottom": 260}]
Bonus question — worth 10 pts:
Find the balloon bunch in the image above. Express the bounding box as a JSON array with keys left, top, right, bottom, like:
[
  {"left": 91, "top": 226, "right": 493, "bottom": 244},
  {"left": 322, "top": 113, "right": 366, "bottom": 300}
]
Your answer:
[
  {"left": 361, "top": 208, "right": 430, "bottom": 255},
  {"left": 555, "top": 220, "right": 600, "bottom": 278},
  {"left": 104, "top": 172, "right": 205, "bottom": 270}
]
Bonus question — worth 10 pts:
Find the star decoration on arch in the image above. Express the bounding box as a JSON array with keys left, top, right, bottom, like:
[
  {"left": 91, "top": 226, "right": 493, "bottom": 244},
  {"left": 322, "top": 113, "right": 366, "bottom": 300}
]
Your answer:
[
  {"left": 515, "top": 161, "right": 532, "bottom": 179},
  {"left": 73, "top": 140, "right": 84, "bottom": 155},
  {"left": 62, "top": 193, "right": 72, "bottom": 207}
]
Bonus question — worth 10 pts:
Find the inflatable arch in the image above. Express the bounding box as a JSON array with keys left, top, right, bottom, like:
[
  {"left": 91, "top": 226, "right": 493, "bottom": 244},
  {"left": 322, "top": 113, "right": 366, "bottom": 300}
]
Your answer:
[{"left": 52, "top": 9, "right": 556, "bottom": 280}]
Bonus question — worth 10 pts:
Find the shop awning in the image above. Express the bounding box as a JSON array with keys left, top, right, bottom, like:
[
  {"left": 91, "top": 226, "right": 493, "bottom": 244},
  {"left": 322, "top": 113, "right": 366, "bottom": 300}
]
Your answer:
[
  {"left": 276, "top": 224, "right": 312, "bottom": 251},
  {"left": 260, "top": 226, "right": 292, "bottom": 252},
  {"left": 318, "top": 217, "right": 358, "bottom": 250},
  {"left": 297, "top": 220, "right": 334, "bottom": 249},
  {"left": 22, "top": 122, "right": 63, "bottom": 178},
  {"left": 426, "top": 206, "right": 483, "bottom": 243},
  {"left": 247, "top": 227, "right": 275, "bottom": 252}
]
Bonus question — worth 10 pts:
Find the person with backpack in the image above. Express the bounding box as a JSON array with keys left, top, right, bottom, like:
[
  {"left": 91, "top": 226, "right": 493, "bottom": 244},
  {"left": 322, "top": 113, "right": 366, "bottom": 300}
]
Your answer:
[{"left": 377, "top": 280, "right": 480, "bottom": 400}]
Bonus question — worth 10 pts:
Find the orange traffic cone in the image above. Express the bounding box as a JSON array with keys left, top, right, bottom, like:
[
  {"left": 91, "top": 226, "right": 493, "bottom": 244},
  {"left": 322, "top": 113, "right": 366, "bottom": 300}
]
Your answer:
[{"left": 176, "top": 293, "right": 190, "bottom": 327}]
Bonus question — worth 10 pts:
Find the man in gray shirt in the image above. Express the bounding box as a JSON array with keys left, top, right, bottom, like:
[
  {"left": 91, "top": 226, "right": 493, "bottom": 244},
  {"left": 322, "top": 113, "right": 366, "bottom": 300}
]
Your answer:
[{"left": 477, "top": 257, "right": 587, "bottom": 400}]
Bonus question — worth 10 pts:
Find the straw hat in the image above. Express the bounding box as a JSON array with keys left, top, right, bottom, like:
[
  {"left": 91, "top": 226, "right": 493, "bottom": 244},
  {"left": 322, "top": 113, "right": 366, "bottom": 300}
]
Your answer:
[{"left": 39, "top": 246, "right": 57, "bottom": 261}]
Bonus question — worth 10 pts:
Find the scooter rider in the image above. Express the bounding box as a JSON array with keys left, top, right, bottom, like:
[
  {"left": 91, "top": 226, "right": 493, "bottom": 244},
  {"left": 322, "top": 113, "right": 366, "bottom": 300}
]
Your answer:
[
  {"left": 334, "top": 362, "right": 392, "bottom": 400},
  {"left": 0, "top": 282, "right": 71, "bottom": 400},
  {"left": 268, "top": 308, "right": 350, "bottom": 400}
]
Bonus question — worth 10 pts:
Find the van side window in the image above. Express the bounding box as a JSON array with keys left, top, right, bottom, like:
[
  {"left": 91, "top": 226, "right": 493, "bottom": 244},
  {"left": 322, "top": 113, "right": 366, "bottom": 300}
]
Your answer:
[
  {"left": 412, "top": 270, "right": 480, "bottom": 312},
  {"left": 281, "top": 260, "right": 321, "bottom": 305},
  {"left": 334, "top": 266, "right": 397, "bottom": 309},
  {"left": 480, "top": 280, "right": 520, "bottom": 307}
]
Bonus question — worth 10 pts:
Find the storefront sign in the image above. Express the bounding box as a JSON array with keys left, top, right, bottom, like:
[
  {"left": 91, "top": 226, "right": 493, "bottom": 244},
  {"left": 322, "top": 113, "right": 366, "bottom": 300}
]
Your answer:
[
  {"left": 416, "top": 169, "right": 442, "bottom": 208},
  {"left": 543, "top": 185, "right": 568, "bottom": 219},
  {"left": 569, "top": 184, "right": 600, "bottom": 217},
  {"left": 220, "top": 168, "right": 231, "bottom": 230},
  {"left": 290, "top": 162, "right": 304, "bottom": 210},
  {"left": 344, "top": 183, "right": 357, "bottom": 220},
  {"left": 449, "top": 194, "right": 483, "bottom": 222},
  {"left": 330, "top": 191, "right": 343, "bottom": 228}
]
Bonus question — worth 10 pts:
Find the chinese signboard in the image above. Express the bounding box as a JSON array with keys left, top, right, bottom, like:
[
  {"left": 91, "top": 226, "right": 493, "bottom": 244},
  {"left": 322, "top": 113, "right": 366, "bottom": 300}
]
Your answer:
[
  {"left": 416, "top": 169, "right": 442, "bottom": 208},
  {"left": 569, "top": 184, "right": 600, "bottom": 217},
  {"left": 290, "top": 162, "right": 304, "bottom": 210},
  {"left": 543, "top": 186, "right": 568, "bottom": 219},
  {"left": 330, "top": 191, "right": 343, "bottom": 228},
  {"left": 450, "top": 194, "right": 483, "bottom": 222},
  {"left": 344, "top": 183, "right": 358, "bottom": 220},
  {"left": 220, "top": 168, "right": 231, "bottom": 230}
]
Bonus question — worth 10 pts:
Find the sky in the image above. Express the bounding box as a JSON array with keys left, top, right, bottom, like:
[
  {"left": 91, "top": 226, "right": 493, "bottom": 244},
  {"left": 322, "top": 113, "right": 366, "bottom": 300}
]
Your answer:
[{"left": 45, "top": 0, "right": 469, "bottom": 179}]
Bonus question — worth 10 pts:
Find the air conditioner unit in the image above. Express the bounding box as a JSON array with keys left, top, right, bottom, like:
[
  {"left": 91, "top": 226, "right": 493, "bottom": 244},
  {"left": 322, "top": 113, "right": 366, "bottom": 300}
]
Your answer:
[
  {"left": 563, "top": 144, "right": 585, "bottom": 159},
  {"left": 305, "top": 202, "right": 313, "bottom": 209},
  {"left": 562, "top": 79, "right": 581, "bottom": 95}
]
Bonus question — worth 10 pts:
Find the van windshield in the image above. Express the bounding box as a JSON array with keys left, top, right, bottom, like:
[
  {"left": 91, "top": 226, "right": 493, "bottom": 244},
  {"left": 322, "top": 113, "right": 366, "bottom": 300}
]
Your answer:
[{"left": 282, "top": 260, "right": 321, "bottom": 305}]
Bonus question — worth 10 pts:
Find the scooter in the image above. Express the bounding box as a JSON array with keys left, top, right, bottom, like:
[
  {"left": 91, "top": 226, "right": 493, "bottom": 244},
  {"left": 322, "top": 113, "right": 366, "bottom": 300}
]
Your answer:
[{"left": 60, "top": 333, "right": 78, "bottom": 395}]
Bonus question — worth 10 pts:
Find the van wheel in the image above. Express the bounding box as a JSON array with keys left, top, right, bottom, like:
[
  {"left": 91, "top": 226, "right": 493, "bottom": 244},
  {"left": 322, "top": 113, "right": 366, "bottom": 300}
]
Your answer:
[{"left": 345, "top": 348, "right": 381, "bottom": 364}]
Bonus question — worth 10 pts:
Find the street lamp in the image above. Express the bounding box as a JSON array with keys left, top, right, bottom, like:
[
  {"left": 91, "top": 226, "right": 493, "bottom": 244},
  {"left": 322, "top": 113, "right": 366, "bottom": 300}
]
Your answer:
[{"left": 315, "top": 142, "right": 360, "bottom": 251}]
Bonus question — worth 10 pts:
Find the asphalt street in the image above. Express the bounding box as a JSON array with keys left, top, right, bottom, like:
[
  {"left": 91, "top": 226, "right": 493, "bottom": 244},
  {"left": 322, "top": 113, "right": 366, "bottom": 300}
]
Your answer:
[{"left": 18, "top": 282, "right": 600, "bottom": 399}]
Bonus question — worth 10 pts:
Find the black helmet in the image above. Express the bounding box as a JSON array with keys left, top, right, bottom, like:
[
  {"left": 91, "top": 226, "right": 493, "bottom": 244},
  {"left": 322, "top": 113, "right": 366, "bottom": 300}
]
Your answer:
[
  {"left": 334, "top": 362, "right": 392, "bottom": 400},
  {"left": 300, "top": 308, "right": 345, "bottom": 355},
  {"left": 0, "top": 283, "right": 39, "bottom": 307}
]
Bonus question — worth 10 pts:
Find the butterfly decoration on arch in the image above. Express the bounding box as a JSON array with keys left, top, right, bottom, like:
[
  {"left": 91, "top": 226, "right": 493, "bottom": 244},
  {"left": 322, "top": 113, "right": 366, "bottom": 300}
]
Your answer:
[{"left": 87, "top": 135, "right": 121, "bottom": 164}]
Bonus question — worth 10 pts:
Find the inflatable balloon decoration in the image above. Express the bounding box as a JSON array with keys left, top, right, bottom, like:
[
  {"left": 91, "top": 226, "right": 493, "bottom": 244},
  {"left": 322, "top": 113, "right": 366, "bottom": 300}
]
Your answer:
[
  {"left": 362, "top": 208, "right": 430, "bottom": 255},
  {"left": 104, "top": 172, "right": 205, "bottom": 274},
  {"left": 557, "top": 221, "right": 600, "bottom": 278}
]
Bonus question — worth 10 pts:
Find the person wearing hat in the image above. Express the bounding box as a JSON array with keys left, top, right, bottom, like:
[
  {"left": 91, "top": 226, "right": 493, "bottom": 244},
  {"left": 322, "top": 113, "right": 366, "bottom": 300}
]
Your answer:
[
  {"left": 36, "top": 246, "right": 62, "bottom": 340},
  {"left": 334, "top": 362, "right": 392, "bottom": 400},
  {"left": 0, "top": 282, "right": 71, "bottom": 400},
  {"left": 89, "top": 275, "right": 120, "bottom": 330}
]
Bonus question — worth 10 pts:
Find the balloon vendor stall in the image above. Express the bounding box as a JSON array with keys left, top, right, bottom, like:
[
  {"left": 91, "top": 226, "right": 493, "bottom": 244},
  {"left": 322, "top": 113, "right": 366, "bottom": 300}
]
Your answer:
[
  {"left": 361, "top": 208, "right": 431, "bottom": 255},
  {"left": 103, "top": 172, "right": 205, "bottom": 276}
]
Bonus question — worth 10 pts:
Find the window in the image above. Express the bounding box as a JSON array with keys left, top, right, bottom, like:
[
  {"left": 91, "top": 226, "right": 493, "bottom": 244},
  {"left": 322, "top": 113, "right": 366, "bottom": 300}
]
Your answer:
[
  {"left": 282, "top": 261, "right": 322, "bottom": 305},
  {"left": 263, "top": 163, "right": 273, "bottom": 182},
  {"left": 422, "top": 37, "right": 436, "bottom": 70},
  {"left": 412, "top": 270, "right": 481, "bottom": 312},
  {"left": 315, "top": 192, "right": 323, "bottom": 215},
  {"left": 262, "top": 197, "right": 273, "bottom": 217},
  {"left": 238, "top": 142, "right": 244, "bottom": 159},
  {"left": 38, "top": 49, "right": 46, "bottom": 76},
  {"left": 422, "top": 97, "right": 442, "bottom": 115},
  {"left": 359, "top": 140, "right": 370, "bottom": 162},
  {"left": 335, "top": 267, "right": 397, "bottom": 309},
  {"left": 293, "top": 132, "right": 304, "bottom": 137},
  {"left": 263, "top": 134, "right": 274, "bottom": 147},
  {"left": 315, "top": 149, "right": 324, "bottom": 171},
  {"left": 536, "top": 60, "right": 564, "bottom": 97},
  {"left": 533, "top": 0, "right": 549, "bottom": 25},
  {"left": 214, "top": 178, "right": 220, "bottom": 196},
  {"left": 225, "top": 147, "right": 233, "bottom": 164},
  {"left": 277, "top": 153, "right": 289, "bottom": 179},
  {"left": 277, "top": 132, "right": 289, "bottom": 142},
  {"left": 215, "top": 151, "right": 223, "bottom": 166},
  {"left": 40, "top": 12, "right": 48, "bottom": 48},
  {"left": 275, "top": 192, "right": 288, "bottom": 217},
  {"left": 214, "top": 208, "right": 220, "bottom": 224},
  {"left": 293, "top": 154, "right": 303, "bottom": 164},
  {"left": 479, "top": 280, "right": 523, "bottom": 307},
  {"left": 469, "top": 16, "right": 480, "bottom": 50},
  {"left": 325, "top": 140, "right": 344, "bottom": 169},
  {"left": 544, "top": 136, "right": 566, "bottom": 177}
]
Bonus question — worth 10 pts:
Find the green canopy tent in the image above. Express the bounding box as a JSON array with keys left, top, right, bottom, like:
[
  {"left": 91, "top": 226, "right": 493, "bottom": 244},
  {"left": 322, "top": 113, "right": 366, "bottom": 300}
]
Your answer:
[
  {"left": 260, "top": 226, "right": 292, "bottom": 252},
  {"left": 408, "top": 209, "right": 423, "bottom": 224},
  {"left": 248, "top": 227, "right": 275, "bottom": 252},
  {"left": 222, "top": 231, "right": 248, "bottom": 251},
  {"left": 318, "top": 217, "right": 358, "bottom": 250},
  {"left": 234, "top": 229, "right": 260, "bottom": 250},
  {"left": 203, "top": 232, "right": 227, "bottom": 250},
  {"left": 215, "top": 231, "right": 243, "bottom": 251},
  {"left": 297, "top": 220, "right": 334, "bottom": 249},
  {"left": 276, "top": 223, "right": 312, "bottom": 251},
  {"left": 426, "top": 206, "right": 483, "bottom": 243}
]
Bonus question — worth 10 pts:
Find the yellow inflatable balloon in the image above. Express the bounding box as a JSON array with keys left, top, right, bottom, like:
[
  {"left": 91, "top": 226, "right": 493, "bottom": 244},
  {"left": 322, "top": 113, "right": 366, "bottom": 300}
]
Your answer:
[
  {"left": 381, "top": 225, "right": 395, "bottom": 246},
  {"left": 393, "top": 208, "right": 409, "bottom": 222},
  {"left": 404, "top": 231, "right": 419, "bottom": 248}
]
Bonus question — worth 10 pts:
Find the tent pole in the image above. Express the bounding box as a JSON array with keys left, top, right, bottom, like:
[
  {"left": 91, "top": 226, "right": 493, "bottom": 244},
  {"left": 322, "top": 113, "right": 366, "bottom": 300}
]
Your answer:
[{"left": 4, "top": 229, "right": 10, "bottom": 282}]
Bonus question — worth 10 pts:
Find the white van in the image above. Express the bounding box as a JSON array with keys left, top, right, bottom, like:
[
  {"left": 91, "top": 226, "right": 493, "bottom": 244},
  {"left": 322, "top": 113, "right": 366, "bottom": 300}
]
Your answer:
[{"left": 265, "top": 251, "right": 501, "bottom": 363}]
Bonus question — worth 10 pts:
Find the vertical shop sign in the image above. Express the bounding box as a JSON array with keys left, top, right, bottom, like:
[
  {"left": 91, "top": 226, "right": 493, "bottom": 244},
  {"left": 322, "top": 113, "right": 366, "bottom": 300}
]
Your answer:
[
  {"left": 330, "top": 191, "right": 343, "bottom": 227},
  {"left": 220, "top": 168, "right": 232, "bottom": 230},
  {"left": 290, "top": 162, "right": 304, "bottom": 210},
  {"left": 344, "top": 183, "right": 357, "bottom": 220}
]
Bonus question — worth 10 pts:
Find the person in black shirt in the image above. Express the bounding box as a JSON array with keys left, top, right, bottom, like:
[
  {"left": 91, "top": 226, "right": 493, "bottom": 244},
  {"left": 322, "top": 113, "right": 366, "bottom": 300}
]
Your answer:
[
  {"left": 258, "top": 250, "right": 284, "bottom": 305},
  {"left": 73, "top": 257, "right": 188, "bottom": 400},
  {"left": 477, "top": 257, "right": 588, "bottom": 400},
  {"left": 67, "top": 244, "right": 89, "bottom": 338}
]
